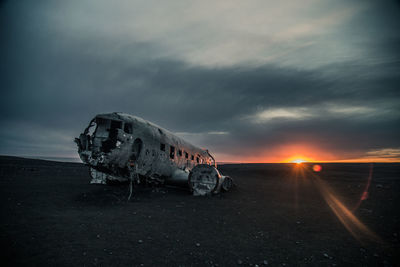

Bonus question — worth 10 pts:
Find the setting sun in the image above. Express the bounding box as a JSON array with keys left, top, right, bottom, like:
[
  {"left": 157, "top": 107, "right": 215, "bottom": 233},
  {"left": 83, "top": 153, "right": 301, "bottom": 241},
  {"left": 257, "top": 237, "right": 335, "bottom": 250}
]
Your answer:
[
  {"left": 292, "top": 159, "right": 307, "bottom": 164},
  {"left": 282, "top": 153, "right": 315, "bottom": 164}
]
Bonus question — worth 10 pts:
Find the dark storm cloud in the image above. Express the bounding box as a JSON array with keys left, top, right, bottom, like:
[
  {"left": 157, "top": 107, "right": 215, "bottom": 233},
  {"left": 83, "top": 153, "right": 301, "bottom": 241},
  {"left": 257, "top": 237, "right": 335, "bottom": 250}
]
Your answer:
[{"left": 0, "top": 0, "right": 399, "bottom": 161}]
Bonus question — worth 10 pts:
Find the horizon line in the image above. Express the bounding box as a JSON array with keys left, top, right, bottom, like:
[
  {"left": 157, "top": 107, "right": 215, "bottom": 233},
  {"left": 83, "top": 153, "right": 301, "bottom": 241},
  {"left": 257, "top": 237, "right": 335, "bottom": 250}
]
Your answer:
[{"left": 0, "top": 155, "right": 399, "bottom": 164}]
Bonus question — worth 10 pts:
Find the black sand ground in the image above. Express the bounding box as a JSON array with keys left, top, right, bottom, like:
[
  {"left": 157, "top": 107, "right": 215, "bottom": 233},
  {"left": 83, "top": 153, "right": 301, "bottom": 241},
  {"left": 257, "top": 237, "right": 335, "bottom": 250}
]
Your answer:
[{"left": 0, "top": 156, "right": 399, "bottom": 266}]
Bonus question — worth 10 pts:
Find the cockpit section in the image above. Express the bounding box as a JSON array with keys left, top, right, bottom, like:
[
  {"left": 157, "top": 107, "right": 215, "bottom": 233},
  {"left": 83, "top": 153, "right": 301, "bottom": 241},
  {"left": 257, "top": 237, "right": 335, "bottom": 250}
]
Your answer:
[
  {"left": 75, "top": 116, "right": 134, "bottom": 167},
  {"left": 99, "top": 119, "right": 122, "bottom": 153}
]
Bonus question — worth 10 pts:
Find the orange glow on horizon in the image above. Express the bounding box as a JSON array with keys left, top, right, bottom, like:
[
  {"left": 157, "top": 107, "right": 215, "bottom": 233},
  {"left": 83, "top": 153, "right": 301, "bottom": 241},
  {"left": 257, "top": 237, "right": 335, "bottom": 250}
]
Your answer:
[
  {"left": 274, "top": 144, "right": 324, "bottom": 163},
  {"left": 215, "top": 144, "right": 400, "bottom": 163},
  {"left": 283, "top": 155, "right": 315, "bottom": 164}
]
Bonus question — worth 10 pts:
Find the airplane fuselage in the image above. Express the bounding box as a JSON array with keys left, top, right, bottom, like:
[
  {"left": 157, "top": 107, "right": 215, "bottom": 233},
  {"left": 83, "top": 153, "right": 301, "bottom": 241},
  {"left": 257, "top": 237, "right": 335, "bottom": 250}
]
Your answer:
[{"left": 75, "top": 112, "right": 232, "bottom": 195}]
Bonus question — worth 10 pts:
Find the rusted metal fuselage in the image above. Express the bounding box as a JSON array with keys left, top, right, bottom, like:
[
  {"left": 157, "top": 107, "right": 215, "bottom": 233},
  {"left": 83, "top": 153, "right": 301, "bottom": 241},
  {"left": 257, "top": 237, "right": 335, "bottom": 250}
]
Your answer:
[{"left": 75, "top": 112, "right": 233, "bottom": 195}]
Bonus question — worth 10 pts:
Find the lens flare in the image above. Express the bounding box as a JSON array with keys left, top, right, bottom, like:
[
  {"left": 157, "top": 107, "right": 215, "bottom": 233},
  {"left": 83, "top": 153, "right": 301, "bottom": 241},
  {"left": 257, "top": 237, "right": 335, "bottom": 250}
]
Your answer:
[
  {"left": 304, "top": 167, "right": 380, "bottom": 244},
  {"left": 352, "top": 164, "right": 373, "bottom": 212},
  {"left": 312, "top": 164, "right": 322, "bottom": 172}
]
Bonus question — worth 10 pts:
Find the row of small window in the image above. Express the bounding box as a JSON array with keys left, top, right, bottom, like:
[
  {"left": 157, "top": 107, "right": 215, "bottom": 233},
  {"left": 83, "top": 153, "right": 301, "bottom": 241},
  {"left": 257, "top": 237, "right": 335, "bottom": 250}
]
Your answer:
[{"left": 160, "top": 143, "right": 201, "bottom": 163}]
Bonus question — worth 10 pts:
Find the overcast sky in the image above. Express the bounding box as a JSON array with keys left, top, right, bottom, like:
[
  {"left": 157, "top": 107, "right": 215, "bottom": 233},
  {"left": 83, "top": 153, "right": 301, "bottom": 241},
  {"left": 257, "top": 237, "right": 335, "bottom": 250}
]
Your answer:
[{"left": 1, "top": 0, "right": 399, "bottom": 162}]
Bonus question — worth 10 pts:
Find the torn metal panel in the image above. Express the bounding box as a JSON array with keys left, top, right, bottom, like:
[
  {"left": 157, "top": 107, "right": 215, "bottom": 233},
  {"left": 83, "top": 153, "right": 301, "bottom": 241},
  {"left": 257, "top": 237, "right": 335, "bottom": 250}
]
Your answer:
[
  {"left": 75, "top": 112, "right": 233, "bottom": 195},
  {"left": 89, "top": 167, "right": 127, "bottom": 184}
]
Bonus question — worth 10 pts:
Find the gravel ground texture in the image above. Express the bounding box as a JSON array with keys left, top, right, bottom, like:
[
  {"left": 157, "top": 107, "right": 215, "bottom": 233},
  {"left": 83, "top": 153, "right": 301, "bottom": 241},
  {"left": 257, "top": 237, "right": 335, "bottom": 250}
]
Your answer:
[{"left": 0, "top": 156, "right": 399, "bottom": 266}]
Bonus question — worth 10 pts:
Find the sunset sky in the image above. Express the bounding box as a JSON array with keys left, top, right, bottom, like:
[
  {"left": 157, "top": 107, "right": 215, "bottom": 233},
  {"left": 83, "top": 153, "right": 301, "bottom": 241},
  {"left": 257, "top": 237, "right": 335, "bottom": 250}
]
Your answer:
[{"left": 1, "top": 0, "right": 399, "bottom": 162}]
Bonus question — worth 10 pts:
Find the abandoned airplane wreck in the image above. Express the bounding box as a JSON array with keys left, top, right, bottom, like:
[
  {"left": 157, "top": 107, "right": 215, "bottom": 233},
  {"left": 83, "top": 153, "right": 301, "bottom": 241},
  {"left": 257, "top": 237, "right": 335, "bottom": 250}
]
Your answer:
[{"left": 75, "top": 112, "right": 233, "bottom": 196}]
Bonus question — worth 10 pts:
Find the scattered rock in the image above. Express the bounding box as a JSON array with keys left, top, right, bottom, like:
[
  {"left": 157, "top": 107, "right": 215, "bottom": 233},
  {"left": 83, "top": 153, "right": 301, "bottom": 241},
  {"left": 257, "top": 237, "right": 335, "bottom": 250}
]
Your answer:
[
  {"left": 376, "top": 184, "right": 383, "bottom": 188},
  {"left": 323, "top": 253, "right": 329, "bottom": 258},
  {"left": 263, "top": 260, "right": 268, "bottom": 265},
  {"left": 237, "top": 259, "right": 243, "bottom": 265},
  {"left": 196, "top": 243, "right": 200, "bottom": 247},
  {"left": 138, "top": 239, "right": 143, "bottom": 244}
]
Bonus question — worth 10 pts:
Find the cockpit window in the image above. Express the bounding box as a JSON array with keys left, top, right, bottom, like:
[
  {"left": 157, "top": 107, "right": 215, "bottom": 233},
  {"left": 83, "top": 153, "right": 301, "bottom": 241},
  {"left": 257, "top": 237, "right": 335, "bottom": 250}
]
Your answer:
[
  {"left": 101, "top": 120, "right": 122, "bottom": 153},
  {"left": 170, "top": 146, "right": 175, "bottom": 159},
  {"left": 110, "top": 120, "right": 122, "bottom": 130},
  {"left": 124, "top": 123, "right": 133, "bottom": 134},
  {"left": 86, "top": 119, "right": 97, "bottom": 136},
  {"left": 94, "top": 118, "right": 110, "bottom": 138},
  {"left": 96, "top": 117, "right": 109, "bottom": 125}
]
